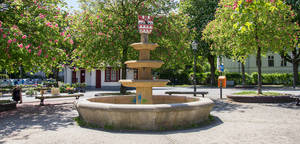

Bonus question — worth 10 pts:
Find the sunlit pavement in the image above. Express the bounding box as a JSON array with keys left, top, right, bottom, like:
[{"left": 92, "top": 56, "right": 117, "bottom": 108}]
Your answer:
[{"left": 1, "top": 86, "right": 300, "bottom": 144}]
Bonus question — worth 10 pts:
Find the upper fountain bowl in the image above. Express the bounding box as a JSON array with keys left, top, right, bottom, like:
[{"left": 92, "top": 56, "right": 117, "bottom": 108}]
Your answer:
[{"left": 130, "top": 43, "right": 159, "bottom": 51}]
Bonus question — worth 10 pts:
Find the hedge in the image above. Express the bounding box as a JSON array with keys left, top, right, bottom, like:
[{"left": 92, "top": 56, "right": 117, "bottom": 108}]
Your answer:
[{"left": 154, "top": 69, "right": 296, "bottom": 86}]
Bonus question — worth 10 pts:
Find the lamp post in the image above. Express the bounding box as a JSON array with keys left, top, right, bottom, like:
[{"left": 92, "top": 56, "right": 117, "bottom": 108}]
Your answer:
[{"left": 192, "top": 41, "right": 198, "bottom": 96}]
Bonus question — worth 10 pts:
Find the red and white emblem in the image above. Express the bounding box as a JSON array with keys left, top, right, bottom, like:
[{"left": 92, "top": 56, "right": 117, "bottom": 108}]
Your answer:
[{"left": 138, "top": 16, "right": 153, "bottom": 34}]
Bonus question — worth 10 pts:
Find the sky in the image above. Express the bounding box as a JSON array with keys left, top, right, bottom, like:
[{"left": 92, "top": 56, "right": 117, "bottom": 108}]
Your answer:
[
  {"left": 65, "top": 0, "right": 180, "bottom": 11},
  {"left": 65, "top": 0, "right": 80, "bottom": 11}
]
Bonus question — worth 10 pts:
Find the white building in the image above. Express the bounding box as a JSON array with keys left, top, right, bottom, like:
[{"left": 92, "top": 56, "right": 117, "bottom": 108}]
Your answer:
[
  {"left": 223, "top": 53, "right": 298, "bottom": 73},
  {"left": 63, "top": 67, "right": 137, "bottom": 89}
]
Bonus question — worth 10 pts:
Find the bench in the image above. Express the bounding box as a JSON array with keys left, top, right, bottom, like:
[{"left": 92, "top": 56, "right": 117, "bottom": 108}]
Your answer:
[
  {"left": 35, "top": 93, "right": 84, "bottom": 106},
  {"left": 165, "top": 91, "right": 208, "bottom": 97},
  {"left": 291, "top": 95, "right": 300, "bottom": 106}
]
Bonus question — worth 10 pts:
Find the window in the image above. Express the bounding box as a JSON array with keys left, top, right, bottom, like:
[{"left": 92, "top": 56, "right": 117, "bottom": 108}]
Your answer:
[
  {"left": 134, "top": 69, "right": 138, "bottom": 80},
  {"left": 281, "top": 58, "right": 287, "bottom": 67},
  {"left": 105, "top": 68, "right": 120, "bottom": 82},
  {"left": 268, "top": 56, "right": 274, "bottom": 67}
]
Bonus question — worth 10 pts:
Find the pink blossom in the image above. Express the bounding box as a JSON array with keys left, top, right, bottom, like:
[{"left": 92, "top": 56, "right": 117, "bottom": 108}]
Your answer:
[
  {"left": 55, "top": 24, "right": 58, "bottom": 27},
  {"left": 20, "top": 14, "right": 24, "bottom": 17},
  {"left": 69, "top": 39, "right": 74, "bottom": 45},
  {"left": 8, "top": 40, "right": 12, "bottom": 44},
  {"left": 25, "top": 44, "right": 30, "bottom": 49},
  {"left": 3, "top": 34, "right": 6, "bottom": 38},
  {"left": 0, "top": 21, "right": 2, "bottom": 27},
  {"left": 64, "top": 50, "right": 66, "bottom": 52},
  {"left": 38, "top": 5, "right": 41, "bottom": 8},
  {"left": 28, "top": 49, "right": 31, "bottom": 53},
  {"left": 270, "top": 0, "right": 275, "bottom": 2},
  {"left": 18, "top": 44, "right": 23, "bottom": 48},
  {"left": 90, "top": 21, "right": 93, "bottom": 25},
  {"left": 37, "top": 49, "right": 42, "bottom": 56},
  {"left": 98, "top": 32, "right": 104, "bottom": 36},
  {"left": 46, "top": 22, "right": 51, "bottom": 27},
  {"left": 60, "top": 32, "right": 65, "bottom": 36},
  {"left": 54, "top": 40, "right": 58, "bottom": 43},
  {"left": 22, "top": 35, "right": 27, "bottom": 39},
  {"left": 13, "top": 38, "right": 16, "bottom": 42},
  {"left": 39, "top": 13, "right": 45, "bottom": 19},
  {"left": 67, "top": 34, "right": 71, "bottom": 37},
  {"left": 100, "top": 19, "right": 103, "bottom": 23},
  {"left": 97, "top": 16, "right": 100, "bottom": 19},
  {"left": 0, "top": 28, "right": 3, "bottom": 32},
  {"left": 45, "top": 54, "right": 48, "bottom": 58},
  {"left": 62, "top": 64, "right": 65, "bottom": 67},
  {"left": 52, "top": 57, "right": 56, "bottom": 61}
]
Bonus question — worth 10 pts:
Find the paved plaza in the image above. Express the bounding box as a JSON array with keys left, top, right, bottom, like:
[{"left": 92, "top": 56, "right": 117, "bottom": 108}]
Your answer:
[{"left": 1, "top": 86, "right": 300, "bottom": 144}]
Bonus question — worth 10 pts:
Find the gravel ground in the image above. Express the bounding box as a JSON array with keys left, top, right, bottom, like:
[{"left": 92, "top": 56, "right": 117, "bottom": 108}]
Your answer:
[{"left": 1, "top": 87, "right": 300, "bottom": 144}]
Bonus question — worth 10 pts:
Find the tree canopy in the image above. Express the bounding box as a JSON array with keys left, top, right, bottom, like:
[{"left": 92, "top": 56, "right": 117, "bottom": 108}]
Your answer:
[
  {"left": 0, "top": 0, "right": 74, "bottom": 74},
  {"left": 203, "top": 0, "right": 298, "bottom": 93}
]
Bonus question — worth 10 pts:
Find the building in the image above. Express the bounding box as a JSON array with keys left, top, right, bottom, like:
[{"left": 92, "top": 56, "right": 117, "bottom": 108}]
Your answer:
[
  {"left": 223, "top": 53, "right": 298, "bottom": 73},
  {"left": 63, "top": 67, "right": 137, "bottom": 89}
]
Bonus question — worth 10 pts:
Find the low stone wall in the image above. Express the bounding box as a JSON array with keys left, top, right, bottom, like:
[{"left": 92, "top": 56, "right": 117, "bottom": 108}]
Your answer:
[
  {"left": 75, "top": 95, "right": 214, "bottom": 130},
  {"left": 227, "top": 95, "right": 295, "bottom": 103}
]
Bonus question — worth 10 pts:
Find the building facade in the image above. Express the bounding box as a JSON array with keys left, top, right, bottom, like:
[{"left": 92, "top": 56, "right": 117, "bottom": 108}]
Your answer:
[
  {"left": 223, "top": 53, "right": 299, "bottom": 73},
  {"left": 63, "top": 67, "right": 137, "bottom": 89}
]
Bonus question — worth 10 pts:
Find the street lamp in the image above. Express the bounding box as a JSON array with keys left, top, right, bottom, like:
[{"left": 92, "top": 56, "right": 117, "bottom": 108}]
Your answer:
[{"left": 192, "top": 41, "right": 198, "bottom": 96}]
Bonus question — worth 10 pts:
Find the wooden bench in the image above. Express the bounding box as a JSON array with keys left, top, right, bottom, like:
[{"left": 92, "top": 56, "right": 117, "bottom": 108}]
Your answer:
[
  {"left": 35, "top": 93, "right": 84, "bottom": 106},
  {"left": 165, "top": 91, "right": 208, "bottom": 97}
]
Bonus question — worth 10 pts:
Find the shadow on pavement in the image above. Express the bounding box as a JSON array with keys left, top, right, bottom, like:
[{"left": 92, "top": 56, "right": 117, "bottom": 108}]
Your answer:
[
  {"left": 212, "top": 99, "right": 253, "bottom": 112},
  {"left": 262, "top": 102, "right": 300, "bottom": 110},
  {"left": 0, "top": 103, "right": 76, "bottom": 141}
]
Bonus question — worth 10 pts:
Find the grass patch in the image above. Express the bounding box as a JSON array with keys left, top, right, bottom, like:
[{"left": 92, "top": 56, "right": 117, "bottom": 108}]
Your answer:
[
  {"left": 233, "top": 91, "right": 285, "bottom": 96},
  {"left": 73, "top": 117, "right": 100, "bottom": 129},
  {"left": 0, "top": 100, "right": 13, "bottom": 104}
]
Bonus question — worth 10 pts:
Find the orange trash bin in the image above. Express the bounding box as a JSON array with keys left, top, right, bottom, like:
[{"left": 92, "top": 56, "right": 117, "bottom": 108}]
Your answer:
[{"left": 218, "top": 76, "right": 226, "bottom": 88}]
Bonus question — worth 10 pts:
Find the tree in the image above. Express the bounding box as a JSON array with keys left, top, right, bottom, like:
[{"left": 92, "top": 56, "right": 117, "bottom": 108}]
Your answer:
[
  {"left": 0, "top": 0, "right": 74, "bottom": 76},
  {"left": 203, "top": 0, "right": 297, "bottom": 94},
  {"left": 180, "top": 0, "right": 219, "bottom": 86},
  {"left": 73, "top": 0, "right": 191, "bottom": 93},
  {"left": 280, "top": 0, "right": 300, "bottom": 88}
]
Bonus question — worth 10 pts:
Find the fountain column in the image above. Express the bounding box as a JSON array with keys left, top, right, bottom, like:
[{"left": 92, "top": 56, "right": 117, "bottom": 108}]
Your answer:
[{"left": 119, "top": 16, "right": 169, "bottom": 104}]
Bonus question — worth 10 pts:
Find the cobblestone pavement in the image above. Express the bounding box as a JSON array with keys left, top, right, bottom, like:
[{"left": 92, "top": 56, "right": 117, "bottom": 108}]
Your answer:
[{"left": 0, "top": 87, "right": 300, "bottom": 144}]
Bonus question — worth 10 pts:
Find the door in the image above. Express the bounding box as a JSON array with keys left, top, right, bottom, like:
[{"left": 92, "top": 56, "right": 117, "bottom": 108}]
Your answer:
[
  {"left": 80, "top": 70, "right": 85, "bottom": 83},
  {"left": 96, "top": 70, "right": 101, "bottom": 88},
  {"left": 72, "top": 71, "right": 77, "bottom": 83}
]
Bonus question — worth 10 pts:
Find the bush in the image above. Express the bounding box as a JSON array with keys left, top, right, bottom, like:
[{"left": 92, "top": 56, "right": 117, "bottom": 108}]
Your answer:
[{"left": 25, "top": 88, "right": 37, "bottom": 96}]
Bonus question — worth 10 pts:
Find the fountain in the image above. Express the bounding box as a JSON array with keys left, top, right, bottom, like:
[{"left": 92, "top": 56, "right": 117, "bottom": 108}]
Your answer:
[{"left": 75, "top": 16, "right": 214, "bottom": 130}]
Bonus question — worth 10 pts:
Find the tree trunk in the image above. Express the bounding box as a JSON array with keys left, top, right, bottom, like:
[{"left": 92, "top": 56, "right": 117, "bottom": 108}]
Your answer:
[
  {"left": 241, "top": 62, "right": 246, "bottom": 85},
  {"left": 120, "top": 47, "right": 128, "bottom": 94},
  {"left": 292, "top": 62, "right": 299, "bottom": 88},
  {"left": 256, "top": 47, "right": 262, "bottom": 94},
  {"left": 208, "top": 54, "right": 216, "bottom": 86},
  {"left": 53, "top": 67, "right": 59, "bottom": 87}
]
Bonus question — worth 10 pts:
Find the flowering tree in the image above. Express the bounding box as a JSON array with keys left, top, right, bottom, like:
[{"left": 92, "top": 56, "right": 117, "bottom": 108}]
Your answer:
[
  {"left": 203, "top": 0, "right": 298, "bottom": 94},
  {"left": 73, "top": 0, "right": 191, "bottom": 93},
  {"left": 280, "top": 0, "right": 300, "bottom": 88},
  {"left": 0, "top": 0, "right": 74, "bottom": 76}
]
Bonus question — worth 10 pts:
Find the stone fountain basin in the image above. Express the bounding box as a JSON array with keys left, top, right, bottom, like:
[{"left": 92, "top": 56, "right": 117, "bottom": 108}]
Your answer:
[{"left": 75, "top": 95, "right": 214, "bottom": 130}]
